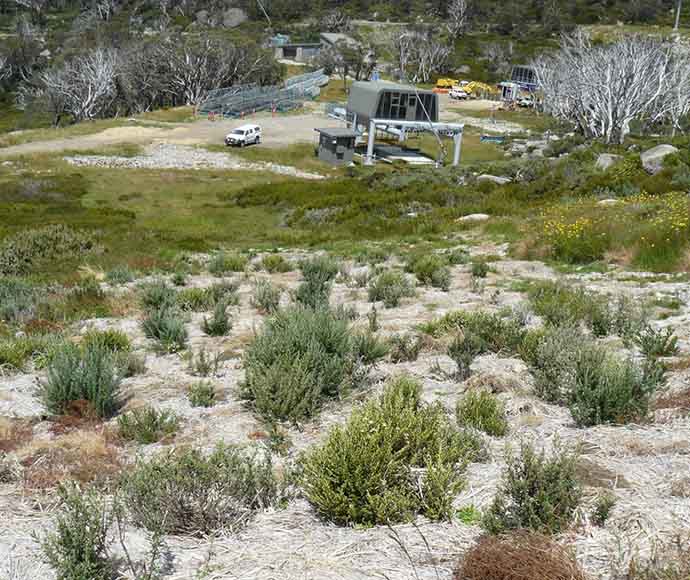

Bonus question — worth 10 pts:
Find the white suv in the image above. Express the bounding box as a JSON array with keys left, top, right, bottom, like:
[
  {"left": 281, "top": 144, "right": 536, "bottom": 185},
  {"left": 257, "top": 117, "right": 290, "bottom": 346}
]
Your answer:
[{"left": 225, "top": 124, "right": 262, "bottom": 147}]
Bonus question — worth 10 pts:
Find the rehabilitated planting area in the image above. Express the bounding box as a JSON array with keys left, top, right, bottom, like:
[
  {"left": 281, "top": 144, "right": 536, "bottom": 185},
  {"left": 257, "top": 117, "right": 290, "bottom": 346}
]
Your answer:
[{"left": 2, "top": 109, "right": 690, "bottom": 580}]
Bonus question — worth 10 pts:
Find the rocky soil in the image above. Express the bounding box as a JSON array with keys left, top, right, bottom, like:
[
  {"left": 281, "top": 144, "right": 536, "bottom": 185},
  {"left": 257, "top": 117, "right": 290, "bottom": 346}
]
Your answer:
[{"left": 2, "top": 243, "right": 690, "bottom": 580}]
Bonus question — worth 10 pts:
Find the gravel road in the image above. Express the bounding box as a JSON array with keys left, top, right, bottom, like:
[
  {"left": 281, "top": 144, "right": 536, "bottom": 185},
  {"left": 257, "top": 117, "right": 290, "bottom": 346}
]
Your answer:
[{"left": 65, "top": 143, "right": 325, "bottom": 179}]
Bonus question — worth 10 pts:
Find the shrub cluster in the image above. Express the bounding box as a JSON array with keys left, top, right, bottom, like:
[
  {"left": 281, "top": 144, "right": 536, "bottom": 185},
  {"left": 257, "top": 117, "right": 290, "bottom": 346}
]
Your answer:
[
  {"left": 208, "top": 251, "right": 248, "bottom": 275},
  {"left": 141, "top": 305, "right": 188, "bottom": 353},
  {"left": 0, "top": 225, "right": 98, "bottom": 276},
  {"left": 39, "top": 342, "right": 121, "bottom": 418},
  {"left": 105, "top": 265, "right": 135, "bottom": 285},
  {"left": 454, "top": 532, "right": 587, "bottom": 580},
  {"left": 529, "top": 326, "right": 660, "bottom": 426},
  {"left": 302, "top": 376, "right": 479, "bottom": 526},
  {"left": 528, "top": 281, "right": 646, "bottom": 339},
  {"left": 251, "top": 279, "right": 281, "bottom": 313},
  {"left": 188, "top": 381, "right": 217, "bottom": 407},
  {"left": 121, "top": 445, "right": 279, "bottom": 535},
  {"left": 261, "top": 254, "right": 293, "bottom": 273},
  {"left": 241, "top": 306, "right": 385, "bottom": 422},
  {"left": 117, "top": 406, "right": 179, "bottom": 444},
  {"left": 483, "top": 441, "right": 580, "bottom": 535},
  {"left": 406, "top": 254, "right": 451, "bottom": 291},
  {"left": 0, "top": 278, "right": 42, "bottom": 323},
  {"left": 367, "top": 270, "right": 416, "bottom": 308},
  {"left": 201, "top": 300, "right": 232, "bottom": 336},
  {"left": 295, "top": 255, "right": 339, "bottom": 308},
  {"left": 0, "top": 333, "right": 64, "bottom": 372},
  {"left": 388, "top": 333, "right": 423, "bottom": 362},
  {"left": 456, "top": 390, "right": 508, "bottom": 437},
  {"left": 41, "top": 483, "right": 114, "bottom": 580}
]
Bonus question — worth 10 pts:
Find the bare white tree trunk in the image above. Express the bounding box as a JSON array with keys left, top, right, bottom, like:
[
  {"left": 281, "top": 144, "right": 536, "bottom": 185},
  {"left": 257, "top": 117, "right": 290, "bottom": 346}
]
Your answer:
[
  {"left": 445, "top": 0, "right": 468, "bottom": 39},
  {"left": 535, "top": 32, "right": 685, "bottom": 143}
]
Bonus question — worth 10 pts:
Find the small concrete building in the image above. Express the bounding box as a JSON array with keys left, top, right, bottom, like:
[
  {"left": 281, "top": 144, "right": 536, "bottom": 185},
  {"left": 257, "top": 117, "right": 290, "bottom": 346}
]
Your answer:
[
  {"left": 315, "top": 128, "right": 357, "bottom": 165},
  {"left": 270, "top": 34, "right": 321, "bottom": 62}
]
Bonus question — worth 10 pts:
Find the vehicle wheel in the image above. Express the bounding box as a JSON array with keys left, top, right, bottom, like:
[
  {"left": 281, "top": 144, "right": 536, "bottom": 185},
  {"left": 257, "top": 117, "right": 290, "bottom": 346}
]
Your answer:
[
  {"left": 240, "top": 141, "right": 245, "bottom": 148},
  {"left": 256, "top": 136, "right": 261, "bottom": 144}
]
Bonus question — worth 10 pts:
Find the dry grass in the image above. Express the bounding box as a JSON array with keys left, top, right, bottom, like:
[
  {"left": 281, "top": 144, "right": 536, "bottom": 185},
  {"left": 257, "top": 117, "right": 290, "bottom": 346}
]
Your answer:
[
  {"left": 454, "top": 532, "right": 587, "bottom": 580},
  {"left": 576, "top": 457, "right": 631, "bottom": 489},
  {"left": 18, "top": 428, "right": 124, "bottom": 489},
  {"left": 655, "top": 388, "right": 690, "bottom": 411},
  {"left": 0, "top": 417, "right": 35, "bottom": 453}
]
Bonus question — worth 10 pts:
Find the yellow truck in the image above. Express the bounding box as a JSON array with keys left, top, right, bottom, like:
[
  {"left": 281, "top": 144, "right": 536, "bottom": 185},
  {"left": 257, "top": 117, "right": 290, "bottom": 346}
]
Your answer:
[{"left": 435, "top": 78, "right": 459, "bottom": 89}]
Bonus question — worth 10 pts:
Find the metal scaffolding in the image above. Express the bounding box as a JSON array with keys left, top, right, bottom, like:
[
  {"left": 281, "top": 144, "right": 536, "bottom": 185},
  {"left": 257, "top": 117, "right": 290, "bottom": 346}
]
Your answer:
[{"left": 197, "top": 69, "right": 329, "bottom": 118}]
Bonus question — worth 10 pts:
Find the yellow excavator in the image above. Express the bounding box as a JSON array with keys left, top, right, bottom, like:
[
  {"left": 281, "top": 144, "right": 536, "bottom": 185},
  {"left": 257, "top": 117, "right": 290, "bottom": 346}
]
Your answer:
[
  {"left": 435, "top": 78, "right": 459, "bottom": 89},
  {"left": 462, "top": 81, "right": 499, "bottom": 96}
]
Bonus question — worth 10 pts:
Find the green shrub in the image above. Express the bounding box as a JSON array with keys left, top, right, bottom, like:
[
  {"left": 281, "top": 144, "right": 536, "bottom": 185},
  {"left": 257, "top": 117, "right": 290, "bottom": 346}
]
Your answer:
[
  {"left": 302, "top": 376, "right": 476, "bottom": 526},
  {"left": 105, "top": 266, "right": 134, "bottom": 286},
  {"left": 568, "top": 347, "right": 656, "bottom": 427},
  {"left": 261, "top": 254, "right": 293, "bottom": 273},
  {"left": 0, "top": 333, "right": 64, "bottom": 372},
  {"left": 353, "top": 246, "right": 389, "bottom": 265},
  {"left": 389, "top": 333, "right": 423, "bottom": 362},
  {"left": 205, "top": 281, "right": 240, "bottom": 306},
  {"left": 456, "top": 390, "right": 508, "bottom": 436},
  {"left": 444, "top": 312, "right": 526, "bottom": 380},
  {"left": 635, "top": 325, "right": 679, "bottom": 358},
  {"left": 406, "top": 254, "right": 451, "bottom": 291},
  {"left": 447, "top": 248, "right": 470, "bottom": 265},
  {"left": 176, "top": 287, "right": 213, "bottom": 312},
  {"left": 592, "top": 491, "right": 616, "bottom": 526},
  {"left": 201, "top": 301, "right": 232, "bottom": 336},
  {"left": 351, "top": 331, "right": 390, "bottom": 365},
  {"left": 139, "top": 280, "right": 176, "bottom": 311},
  {"left": 117, "top": 407, "right": 179, "bottom": 444},
  {"left": 529, "top": 325, "right": 585, "bottom": 404},
  {"left": 171, "top": 270, "right": 187, "bottom": 286},
  {"left": 208, "top": 252, "right": 248, "bottom": 275},
  {"left": 295, "top": 256, "right": 339, "bottom": 309},
  {"left": 82, "top": 329, "right": 131, "bottom": 353},
  {"left": 0, "top": 278, "right": 42, "bottom": 323},
  {"left": 483, "top": 441, "right": 580, "bottom": 535},
  {"left": 188, "top": 348, "right": 222, "bottom": 377},
  {"left": 0, "top": 224, "right": 97, "bottom": 277},
  {"left": 367, "top": 270, "right": 416, "bottom": 308},
  {"left": 39, "top": 343, "right": 121, "bottom": 418},
  {"left": 42, "top": 482, "right": 114, "bottom": 580},
  {"left": 251, "top": 279, "right": 281, "bottom": 313},
  {"left": 471, "top": 260, "right": 490, "bottom": 278},
  {"left": 141, "top": 306, "right": 187, "bottom": 353},
  {"left": 527, "top": 281, "right": 646, "bottom": 339},
  {"left": 241, "top": 306, "right": 378, "bottom": 422},
  {"left": 188, "top": 381, "right": 216, "bottom": 407},
  {"left": 121, "top": 445, "right": 278, "bottom": 535}
]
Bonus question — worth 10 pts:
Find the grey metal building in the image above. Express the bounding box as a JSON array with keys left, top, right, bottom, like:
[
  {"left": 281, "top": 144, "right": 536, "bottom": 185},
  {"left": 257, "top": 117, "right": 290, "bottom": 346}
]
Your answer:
[
  {"left": 314, "top": 128, "right": 357, "bottom": 165},
  {"left": 344, "top": 81, "right": 463, "bottom": 167}
]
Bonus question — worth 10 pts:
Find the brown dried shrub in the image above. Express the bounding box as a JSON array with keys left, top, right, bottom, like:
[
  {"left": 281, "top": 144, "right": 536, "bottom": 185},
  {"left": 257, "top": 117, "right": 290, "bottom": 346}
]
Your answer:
[
  {"left": 0, "top": 417, "right": 35, "bottom": 453},
  {"left": 20, "top": 429, "right": 123, "bottom": 490},
  {"left": 454, "top": 532, "right": 587, "bottom": 580}
]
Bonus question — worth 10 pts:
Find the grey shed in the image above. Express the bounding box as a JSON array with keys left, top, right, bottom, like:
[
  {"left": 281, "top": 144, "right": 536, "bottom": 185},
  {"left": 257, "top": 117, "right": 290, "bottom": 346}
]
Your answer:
[
  {"left": 315, "top": 128, "right": 357, "bottom": 165},
  {"left": 346, "top": 81, "right": 438, "bottom": 126}
]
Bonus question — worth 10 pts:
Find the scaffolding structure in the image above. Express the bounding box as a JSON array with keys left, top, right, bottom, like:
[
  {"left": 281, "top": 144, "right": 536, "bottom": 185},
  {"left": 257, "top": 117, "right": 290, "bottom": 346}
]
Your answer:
[{"left": 197, "top": 69, "right": 329, "bottom": 118}]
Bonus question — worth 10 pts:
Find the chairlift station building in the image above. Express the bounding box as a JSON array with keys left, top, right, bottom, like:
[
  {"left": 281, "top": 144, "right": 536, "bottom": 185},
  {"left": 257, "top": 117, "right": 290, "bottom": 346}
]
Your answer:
[{"left": 342, "top": 81, "right": 464, "bottom": 166}]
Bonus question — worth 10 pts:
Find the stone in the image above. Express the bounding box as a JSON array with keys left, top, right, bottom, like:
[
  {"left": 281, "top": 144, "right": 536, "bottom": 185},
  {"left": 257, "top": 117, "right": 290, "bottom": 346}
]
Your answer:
[
  {"left": 223, "top": 7, "right": 248, "bottom": 28},
  {"left": 477, "top": 174, "right": 511, "bottom": 185},
  {"left": 596, "top": 153, "right": 622, "bottom": 171},
  {"left": 641, "top": 144, "right": 678, "bottom": 175},
  {"left": 457, "top": 213, "right": 490, "bottom": 223},
  {"left": 597, "top": 198, "right": 621, "bottom": 207}
]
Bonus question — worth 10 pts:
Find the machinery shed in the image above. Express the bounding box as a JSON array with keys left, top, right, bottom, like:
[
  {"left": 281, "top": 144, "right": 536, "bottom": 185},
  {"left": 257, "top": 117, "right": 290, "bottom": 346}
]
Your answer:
[{"left": 347, "top": 81, "right": 439, "bottom": 126}]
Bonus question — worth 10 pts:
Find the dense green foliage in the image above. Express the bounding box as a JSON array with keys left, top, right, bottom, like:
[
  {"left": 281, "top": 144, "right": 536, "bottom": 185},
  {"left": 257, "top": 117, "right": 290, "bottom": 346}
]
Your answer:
[
  {"left": 39, "top": 343, "right": 121, "bottom": 418},
  {"left": 241, "top": 306, "right": 384, "bottom": 421},
  {"left": 456, "top": 390, "right": 508, "bottom": 436},
  {"left": 117, "top": 406, "right": 179, "bottom": 444},
  {"left": 483, "top": 441, "right": 580, "bottom": 534},
  {"left": 121, "top": 445, "right": 279, "bottom": 535},
  {"left": 302, "top": 376, "right": 479, "bottom": 526}
]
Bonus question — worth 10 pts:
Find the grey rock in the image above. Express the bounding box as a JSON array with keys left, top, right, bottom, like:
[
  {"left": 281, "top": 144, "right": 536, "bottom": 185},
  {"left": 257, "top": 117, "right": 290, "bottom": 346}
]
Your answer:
[
  {"left": 223, "top": 7, "right": 248, "bottom": 28},
  {"left": 641, "top": 144, "right": 678, "bottom": 175},
  {"left": 457, "top": 213, "right": 490, "bottom": 223},
  {"left": 596, "top": 153, "right": 622, "bottom": 171},
  {"left": 477, "top": 174, "right": 511, "bottom": 185}
]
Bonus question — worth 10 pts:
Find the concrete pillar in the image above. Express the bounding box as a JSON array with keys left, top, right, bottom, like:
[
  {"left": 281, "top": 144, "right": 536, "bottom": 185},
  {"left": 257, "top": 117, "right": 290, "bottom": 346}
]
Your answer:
[
  {"left": 351, "top": 112, "right": 358, "bottom": 132},
  {"left": 365, "top": 120, "right": 376, "bottom": 165},
  {"left": 452, "top": 131, "right": 463, "bottom": 167}
]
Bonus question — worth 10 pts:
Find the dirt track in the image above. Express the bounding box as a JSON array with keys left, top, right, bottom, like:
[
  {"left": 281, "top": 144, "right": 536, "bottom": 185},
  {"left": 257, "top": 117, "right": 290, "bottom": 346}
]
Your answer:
[{"left": 0, "top": 113, "right": 344, "bottom": 158}]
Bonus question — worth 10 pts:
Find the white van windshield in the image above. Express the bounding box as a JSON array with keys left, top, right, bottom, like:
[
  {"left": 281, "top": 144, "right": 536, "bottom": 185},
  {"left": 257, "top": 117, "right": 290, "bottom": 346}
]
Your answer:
[{"left": 232, "top": 129, "right": 245, "bottom": 135}]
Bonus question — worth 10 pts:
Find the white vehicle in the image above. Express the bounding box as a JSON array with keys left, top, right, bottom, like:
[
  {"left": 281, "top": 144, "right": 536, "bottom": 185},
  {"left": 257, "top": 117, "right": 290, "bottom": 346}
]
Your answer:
[
  {"left": 517, "top": 96, "right": 535, "bottom": 108},
  {"left": 449, "top": 86, "right": 469, "bottom": 100},
  {"left": 225, "top": 124, "right": 262, "bottom": 147}
]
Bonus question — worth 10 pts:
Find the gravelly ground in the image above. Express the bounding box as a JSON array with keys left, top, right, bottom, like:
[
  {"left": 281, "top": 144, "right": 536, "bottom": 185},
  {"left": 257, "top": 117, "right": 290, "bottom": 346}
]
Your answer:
[{"left": 2, "top": 245, "right": 690, "bottom": 580}]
